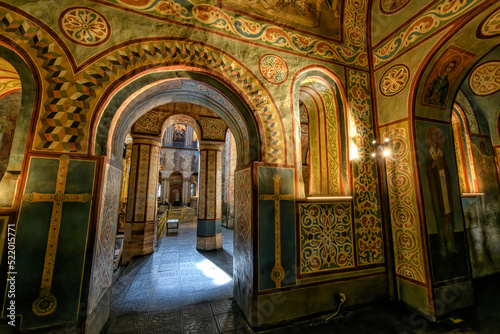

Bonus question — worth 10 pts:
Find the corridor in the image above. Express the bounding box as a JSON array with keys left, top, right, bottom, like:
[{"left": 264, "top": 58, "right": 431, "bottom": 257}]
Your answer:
[{"left": 103, "top": 220, "right": 250, "bottom": 333}]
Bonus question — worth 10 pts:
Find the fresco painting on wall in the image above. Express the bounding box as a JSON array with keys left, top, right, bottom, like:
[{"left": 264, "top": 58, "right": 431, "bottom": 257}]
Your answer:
[
  {"left": 173, "top": 124, "right": 186, "bottom": 142},
  {"left": 221, "top": 0, "right": 341, "bottom": 38},
  {"left": 421, "top": 46, "right": 475, "bottom": 109},
  {"left": 470, "top": 138, "right": 500, "bottom": 269},
  {"left": 462, "top": 196, "right": 495, "bottom": 278},
  {"left": 258, "top": 166, "right": 296, "bottom": 290},
  {"left": 417, "top": 122, "right": 470, "bottom": 282},
  {"left": 13, "top": 156, "right": 95, "bottom": 329}
]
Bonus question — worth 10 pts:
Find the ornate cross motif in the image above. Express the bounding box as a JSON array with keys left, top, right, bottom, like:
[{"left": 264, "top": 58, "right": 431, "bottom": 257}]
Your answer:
[
  {"left": 259, "top": 174, "right": 292, "bottom": 288},
  {"left": 23, "top": 155, "right": 92, "bottom": 316}
]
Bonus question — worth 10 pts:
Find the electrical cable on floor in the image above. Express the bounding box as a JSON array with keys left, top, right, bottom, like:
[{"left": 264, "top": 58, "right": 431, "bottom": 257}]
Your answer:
[{"left": 326, "top": 293, "right": 346, "bottom": 321}]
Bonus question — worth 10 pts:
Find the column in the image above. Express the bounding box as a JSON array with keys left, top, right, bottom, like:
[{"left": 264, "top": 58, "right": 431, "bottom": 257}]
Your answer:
[
  {"left": 182, "top": 179, "right": 191, "bottom": 206},
  {"left": 185, "top": 126, "right": 194, "bottom": 147},
  {"left": 227, "top": 132, "right": 237, "bottom": 228},
  {"left": 122, "top": 134, "right": 161, "bottom": 263},
  {"left": 197, "top": 142, "right": 224, "bottom": 250},
  {"left": 160, "top": 170, "right": 172, "bottom": 204},
  {"left": 163, "top": 126, "right": 173, "bottom": 146}
]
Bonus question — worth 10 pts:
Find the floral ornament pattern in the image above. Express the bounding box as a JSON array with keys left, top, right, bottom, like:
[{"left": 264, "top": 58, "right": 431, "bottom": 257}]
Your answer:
[
  {"left": 299, "top": 203, "right": 354, "bottom": 274},
  {"left": 477, "top": 7, "right": 500, "bottom": 39},
  {"left": 259, "top": 54, "right": 289, "bottom": 85},
  {"left": 58, "top": 7, "right": 111, "bottom": 46},
  {"left": 380, "top": 64, "right": 410, "bottom": 97},
  {"left": 468, "top": 61, "right": 500, "bottom": 96}
]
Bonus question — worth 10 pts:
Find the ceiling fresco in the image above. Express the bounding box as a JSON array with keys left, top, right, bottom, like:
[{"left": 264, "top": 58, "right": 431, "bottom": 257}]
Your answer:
[{"left": 88, "top": 0, "right": 369, "bottom": 67}]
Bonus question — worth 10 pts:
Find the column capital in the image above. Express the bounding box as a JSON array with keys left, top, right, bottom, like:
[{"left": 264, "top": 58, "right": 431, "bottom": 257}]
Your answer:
[
  {"left": 131, "top": 133, "right": 162, "bottom": 146},
  {"left": 199, "top": 140, "right": 224, "bottom": 151},
  {"left": 160, "top": 170, "right": 174, "bottom": 179}
]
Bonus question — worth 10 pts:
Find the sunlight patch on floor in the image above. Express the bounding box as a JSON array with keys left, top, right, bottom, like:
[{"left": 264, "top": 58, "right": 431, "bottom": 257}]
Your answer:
[{"left": 196, "top": 259, "right": 231, "bottom": 286}]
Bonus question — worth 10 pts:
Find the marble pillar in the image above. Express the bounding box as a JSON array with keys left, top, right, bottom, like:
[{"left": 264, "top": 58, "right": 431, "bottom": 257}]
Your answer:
[
  {"left": 122, "top": 134, "right": 161, "bottom": 263},
  {"left": 197, "top": 142, "right": 223, "bottom": 250}
]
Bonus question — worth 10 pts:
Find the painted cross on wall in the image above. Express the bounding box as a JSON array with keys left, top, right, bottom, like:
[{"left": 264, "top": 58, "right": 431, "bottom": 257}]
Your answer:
[
  {"left": 10, "top": 155, "right": 96, "bottom": 330},
  {"left": 258, "top": 166, "right": 296, "bottom": 290}
]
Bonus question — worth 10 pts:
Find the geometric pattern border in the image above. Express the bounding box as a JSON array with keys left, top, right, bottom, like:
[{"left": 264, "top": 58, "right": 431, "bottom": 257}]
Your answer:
[
  {"left": 380, "top": 121, "right": 426, "bottom": 283},
  {"left": 0, "top": 9, "right": 285, "bottom": 163},
  {"left": 374, "top": 0, "right": 482, "bottom": 69},
  {"left": 347, "top": 69, "right": 384, "bottom": 266},
  {"left": 95, "top": 0, "right": 369, "bottom": 67}
]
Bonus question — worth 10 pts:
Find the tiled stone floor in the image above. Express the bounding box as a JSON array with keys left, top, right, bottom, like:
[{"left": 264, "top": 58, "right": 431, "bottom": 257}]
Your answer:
[{"left": 103, "top": 221, "right": 251, "bottom": 334}]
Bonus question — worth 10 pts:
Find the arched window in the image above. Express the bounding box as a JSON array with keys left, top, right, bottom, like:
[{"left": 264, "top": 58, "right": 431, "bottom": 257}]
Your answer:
[
  {"left": 451, "top": 106, "right": 476, "bottom": 194},
  {"left": 297, "top": 75, "right": 348, "bottom": 196}
]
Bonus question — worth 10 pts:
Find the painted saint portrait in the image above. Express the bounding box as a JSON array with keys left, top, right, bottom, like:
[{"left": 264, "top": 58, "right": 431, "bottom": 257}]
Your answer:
[
  {"left": 421, "top": 46, "right": 475, "bottom": 109},
  {"left": 425, "top": 126, "right": 457, "bottom": 258},
  {"left": 221, "top": 0, "right": 341, "bottom": 38},
  {"left": 417, "top": 122, "right": 470, "bottom": 282},
  {"left": 173, "top": 124, "right": 186, "bottom": 142},
  {"left": 472, "top": 139, "right": 500, "bottom": 231},
  {"left": 423, "top": 60, "right": 457, "bottom": 108}
]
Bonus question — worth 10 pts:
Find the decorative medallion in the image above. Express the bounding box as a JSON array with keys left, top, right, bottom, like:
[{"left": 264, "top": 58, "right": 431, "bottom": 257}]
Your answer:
[
  {"left": 380, "top": 0, "right": 412, "bottom": 14},
  {"left": 58, "top": 7, "right": 111, "bottom": 46},
  {"left": 259, "top": 54, "right": 289, "bottom": 85},
  {"left": 379, "top": 64, "right": 410, "bottom": 97},
  {"left": 468, "top": 61, "right": 500, "bottom": 96},
  {"left": 477, "top": 7, "right": 500, "bottom": 39}
]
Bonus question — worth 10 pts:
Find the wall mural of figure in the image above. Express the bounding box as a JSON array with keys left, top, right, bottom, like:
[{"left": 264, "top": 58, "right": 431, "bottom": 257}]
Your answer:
[
  {"left": 425, "top": 126, "right": 457, "bottom": 258},
  {"left": 423, "top": 60, "right": 456, "bottom": 108},
  {"left": 472, "top": 138, "right": 500, "bottom": 266},
  {"left": 418, "top": 122, "right": 470, "bottom": 282},
  {"left": 173, "top": 124, "right": 186, "bottom": 142},
  {"left": 421, "top": 46, "right": 475, "bottom": 109},
  {"left": 222, "top": 0, "right": 340, "bottom": 36}
]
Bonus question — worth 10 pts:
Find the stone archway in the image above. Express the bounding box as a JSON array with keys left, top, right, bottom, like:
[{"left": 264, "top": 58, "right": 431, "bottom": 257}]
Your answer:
[
  {"left": 0, "top": 43, "right": 40, "bottom": 207},
  {"left": 88, "top": 67, "right": 263, "bottom": 332}
]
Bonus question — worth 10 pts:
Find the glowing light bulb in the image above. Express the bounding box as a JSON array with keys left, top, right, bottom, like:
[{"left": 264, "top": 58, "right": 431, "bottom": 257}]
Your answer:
[
  {"left": 371, "top": 152, "right": 376, "bottom": 157},
  {"left": 383, "top": 149, "right": 391, "bottom": 157}
]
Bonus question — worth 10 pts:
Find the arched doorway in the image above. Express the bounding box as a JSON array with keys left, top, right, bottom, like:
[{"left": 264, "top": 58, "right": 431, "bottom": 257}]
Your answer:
[{"left": 89, "top": 68, "right": 263, "bottom": 332}]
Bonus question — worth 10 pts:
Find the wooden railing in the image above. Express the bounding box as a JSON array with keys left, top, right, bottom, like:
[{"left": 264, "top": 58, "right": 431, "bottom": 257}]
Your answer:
[
  {"left": 156, "top": 206, "right": 197, "bottom": 246},
  {"left": 157, "top": 210, "right": 168, "bottom": 246}
]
